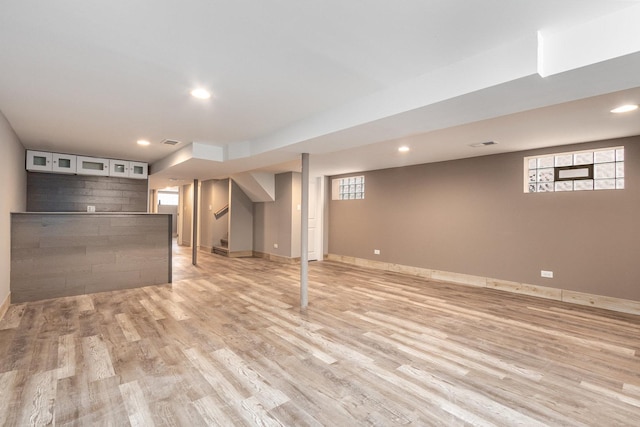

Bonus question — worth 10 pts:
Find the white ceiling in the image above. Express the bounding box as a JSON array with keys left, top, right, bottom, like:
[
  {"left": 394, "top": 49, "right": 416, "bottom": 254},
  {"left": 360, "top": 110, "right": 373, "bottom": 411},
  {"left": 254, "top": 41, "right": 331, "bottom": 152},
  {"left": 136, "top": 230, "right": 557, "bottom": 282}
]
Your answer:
[{"left": 1, "top": 1, "right": 640, "bottom": 189}]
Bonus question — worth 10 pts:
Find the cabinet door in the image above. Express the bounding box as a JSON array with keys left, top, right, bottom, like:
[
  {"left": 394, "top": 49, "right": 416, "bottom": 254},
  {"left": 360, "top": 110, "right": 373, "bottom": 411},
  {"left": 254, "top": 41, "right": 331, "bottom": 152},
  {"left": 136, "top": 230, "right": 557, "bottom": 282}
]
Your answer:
[
  {"left": 52, "top": 153, "right": 77, "bottom": 174},
  {"left": 128, "top": 161, "right": 148, "bottom": 179},
  {"left": 109, "top": 159, "right": 130, "bottom": 177},
  {"left": 26, "top": 150, "right": 52, "bottom": 171},
  {"left": 76, "top": 156, "right": 109, "bottom": 176}
]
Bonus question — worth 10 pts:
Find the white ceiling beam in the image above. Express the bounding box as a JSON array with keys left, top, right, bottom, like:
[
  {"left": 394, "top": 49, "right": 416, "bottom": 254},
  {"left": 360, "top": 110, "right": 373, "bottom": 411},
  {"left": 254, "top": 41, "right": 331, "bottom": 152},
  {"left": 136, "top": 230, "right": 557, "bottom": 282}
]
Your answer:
[
  {"left": 248, "top": 34, "right": 539, "bottom": 157},
  {"left": 539, "top": 3, "right": 640, "bottom": 77}
]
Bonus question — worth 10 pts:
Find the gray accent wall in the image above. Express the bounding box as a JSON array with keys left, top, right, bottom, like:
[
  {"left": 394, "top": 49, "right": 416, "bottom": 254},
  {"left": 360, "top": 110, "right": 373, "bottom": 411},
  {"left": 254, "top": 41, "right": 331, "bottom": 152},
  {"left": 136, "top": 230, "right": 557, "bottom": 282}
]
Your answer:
[
  {"left": 0, "top": 110, "right": 27, "bottom": 306},
  {"left": 27, "top": 172, "right": 148, "bottom": 212},
  {"left": 329, "top": 136, "right": 640, "bottom": 301}
]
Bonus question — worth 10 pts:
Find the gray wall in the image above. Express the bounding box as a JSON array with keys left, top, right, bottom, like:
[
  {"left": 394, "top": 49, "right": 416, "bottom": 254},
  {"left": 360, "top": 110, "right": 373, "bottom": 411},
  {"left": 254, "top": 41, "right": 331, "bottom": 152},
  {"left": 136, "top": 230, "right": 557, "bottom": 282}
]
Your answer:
[
  {"left": 229, "top": 180, "right": 253, "bottom": 253},
  {"left": 0, "top": 110, "right": 27, "bottom": 306},
  {"left": 27, "top": 172, "right": 148, "bottom": 212},
  {"left": 181, "top": 183, "right": 193, "bottom": 246},
  {"left": 329, "top": 136, "right": 640, "bottom": 301},
  {"left": 290, "top": 173, "right": 302, "bottom": 258},
  {"left": 200, "top": 179, "right": 230, "bottom": 250},
  {"left": 158, "top": 204, "right": 178, "bottom": 236},
  {"left": 253, "top": 172, "right": 301, "bottom": 258}
]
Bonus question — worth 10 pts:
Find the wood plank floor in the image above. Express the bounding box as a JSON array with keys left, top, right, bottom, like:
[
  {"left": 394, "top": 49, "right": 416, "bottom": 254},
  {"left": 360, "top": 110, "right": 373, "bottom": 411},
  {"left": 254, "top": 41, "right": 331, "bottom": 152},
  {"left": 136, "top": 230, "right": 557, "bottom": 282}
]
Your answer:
[{"left": 1, "top": 244, "right": 640, "bottom": 426}]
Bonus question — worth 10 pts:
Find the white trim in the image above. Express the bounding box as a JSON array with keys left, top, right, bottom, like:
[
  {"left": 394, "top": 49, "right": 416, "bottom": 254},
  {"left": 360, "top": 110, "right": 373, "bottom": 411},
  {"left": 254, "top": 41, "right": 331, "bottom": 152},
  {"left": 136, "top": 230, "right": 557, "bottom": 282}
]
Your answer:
[
  {"left": 327, "top": 254, "right": 640, "bottom": 316},
  {"left": 0, "top": 292, "right": 11, "bottom": 321}
]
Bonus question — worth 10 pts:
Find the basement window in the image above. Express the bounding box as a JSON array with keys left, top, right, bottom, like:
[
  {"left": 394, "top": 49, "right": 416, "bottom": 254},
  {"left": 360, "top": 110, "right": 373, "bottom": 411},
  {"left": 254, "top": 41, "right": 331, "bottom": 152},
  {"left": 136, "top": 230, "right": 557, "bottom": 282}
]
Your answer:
[
  {"left": 525, "top": 147, "right": 624, "bottom": 193},
  {"left": 158, "top": 191, "right": 179, "bottom": 206},
  {"left": 332, "top": 176, "right": 365, "bottom": 200}
]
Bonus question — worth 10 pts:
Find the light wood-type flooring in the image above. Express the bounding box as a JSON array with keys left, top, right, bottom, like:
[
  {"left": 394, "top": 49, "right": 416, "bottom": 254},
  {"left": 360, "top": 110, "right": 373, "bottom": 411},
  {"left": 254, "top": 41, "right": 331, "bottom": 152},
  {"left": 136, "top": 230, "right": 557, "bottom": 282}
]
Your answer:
[{"left": 1, "top": 244, "right": 640, "bottom": 426}]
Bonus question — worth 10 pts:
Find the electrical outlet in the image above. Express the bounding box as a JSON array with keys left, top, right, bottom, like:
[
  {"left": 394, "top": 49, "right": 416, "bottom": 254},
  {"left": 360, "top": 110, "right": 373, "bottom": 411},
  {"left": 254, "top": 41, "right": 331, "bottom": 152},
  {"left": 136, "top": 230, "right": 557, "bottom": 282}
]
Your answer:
[
  {"left": 87, "top": 205, "right": 96, "bottom": 213},
  {"left": 374, "top": 249, "right": 380, "bottom": 255},
  {"left": 541, "top": 270, "right": 553, "bottom": 278},
  {"left": 273, "top": 243, "right": 278, "bottom": 249}
]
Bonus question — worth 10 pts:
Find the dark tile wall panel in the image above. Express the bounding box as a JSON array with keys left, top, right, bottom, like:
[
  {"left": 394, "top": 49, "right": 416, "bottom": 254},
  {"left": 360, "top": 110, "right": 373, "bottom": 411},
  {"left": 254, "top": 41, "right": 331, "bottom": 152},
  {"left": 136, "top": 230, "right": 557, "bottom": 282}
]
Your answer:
[
  {"left": 27, "top": 172, "right": 148, "bottom": 212},
  {"left": 10, "top": 213, "right": 172, "bottom": 302}
]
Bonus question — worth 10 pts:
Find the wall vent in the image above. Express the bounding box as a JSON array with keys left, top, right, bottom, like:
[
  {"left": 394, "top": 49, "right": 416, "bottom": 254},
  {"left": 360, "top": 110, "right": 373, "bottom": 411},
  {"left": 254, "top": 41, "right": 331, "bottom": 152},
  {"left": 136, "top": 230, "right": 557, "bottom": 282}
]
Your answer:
[
  {"left": 161, "top": 139, "right": 181, "bottom": 146},
  {"left": 470, "top": 141, "right": 498, "bottom": 148}
]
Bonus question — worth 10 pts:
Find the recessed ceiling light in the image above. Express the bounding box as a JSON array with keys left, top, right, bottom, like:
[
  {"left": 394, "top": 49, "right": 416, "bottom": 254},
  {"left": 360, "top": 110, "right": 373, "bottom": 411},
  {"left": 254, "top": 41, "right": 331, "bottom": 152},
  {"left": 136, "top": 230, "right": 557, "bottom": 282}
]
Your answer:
[
  {"left": 398, "top": 146, "right": 410, "bottom": 152},
  {"left": 137, "top": 139, "right": 150, "bottom": 146},
  {"left": 190, "top": 88, "right": 211, "bottom": 99},
  {"left": 610, "top": 104, "right": 638, "bottom": 113}
]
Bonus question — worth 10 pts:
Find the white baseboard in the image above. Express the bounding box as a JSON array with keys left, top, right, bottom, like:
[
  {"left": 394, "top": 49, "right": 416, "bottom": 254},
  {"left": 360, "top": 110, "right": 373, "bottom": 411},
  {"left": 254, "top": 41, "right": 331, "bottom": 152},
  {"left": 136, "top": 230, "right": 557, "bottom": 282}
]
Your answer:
[
  {"left": 254, "top": 251, "right": 300, "bottom": 264},
  {"left": 327, "top": 254, "right": 640, "bottom": 316},
  {"left": 0, "top": 292, "right": 11, "bottom": 321}
]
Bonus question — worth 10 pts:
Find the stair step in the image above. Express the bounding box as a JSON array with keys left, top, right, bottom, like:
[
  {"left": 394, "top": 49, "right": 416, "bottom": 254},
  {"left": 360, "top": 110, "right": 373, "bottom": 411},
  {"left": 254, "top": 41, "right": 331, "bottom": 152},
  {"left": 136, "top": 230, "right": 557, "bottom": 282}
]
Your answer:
[{"left": 212, "top": 245, "right": 229, "bottom": 257}]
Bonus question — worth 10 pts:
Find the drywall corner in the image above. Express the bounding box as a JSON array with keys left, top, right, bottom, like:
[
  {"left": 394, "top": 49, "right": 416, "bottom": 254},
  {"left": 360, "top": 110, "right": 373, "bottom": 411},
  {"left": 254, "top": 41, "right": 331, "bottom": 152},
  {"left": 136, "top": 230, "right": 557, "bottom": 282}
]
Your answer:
[{"left": 0, "top": 110, "right": 26, "bottom": 306}]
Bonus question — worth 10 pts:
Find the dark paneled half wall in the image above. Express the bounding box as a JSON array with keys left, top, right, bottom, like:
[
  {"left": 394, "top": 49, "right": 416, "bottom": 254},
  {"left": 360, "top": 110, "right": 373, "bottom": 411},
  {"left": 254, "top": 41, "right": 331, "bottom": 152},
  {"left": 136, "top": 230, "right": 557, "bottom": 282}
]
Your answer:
[
  {"left": 27, "top": 172, "right": 148, "bottom": 212},
  {"left": 11, "top": 213, "right": 171, "bottom": 302}
]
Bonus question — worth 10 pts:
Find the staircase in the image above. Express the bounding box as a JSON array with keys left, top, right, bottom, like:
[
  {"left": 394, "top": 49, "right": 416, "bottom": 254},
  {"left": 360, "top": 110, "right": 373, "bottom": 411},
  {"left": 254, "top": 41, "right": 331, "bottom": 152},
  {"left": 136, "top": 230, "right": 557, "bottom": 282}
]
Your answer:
[{"left": 212, "top": 235, "right": 229, "bottom": 257}]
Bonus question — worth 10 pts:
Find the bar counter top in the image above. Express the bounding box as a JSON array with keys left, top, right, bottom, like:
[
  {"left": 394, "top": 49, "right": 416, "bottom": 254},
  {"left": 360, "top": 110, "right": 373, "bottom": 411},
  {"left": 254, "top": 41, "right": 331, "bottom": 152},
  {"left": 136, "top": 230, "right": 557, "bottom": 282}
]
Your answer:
[{"left": 13, "top": 212, "right": 162, "bottom": 215}]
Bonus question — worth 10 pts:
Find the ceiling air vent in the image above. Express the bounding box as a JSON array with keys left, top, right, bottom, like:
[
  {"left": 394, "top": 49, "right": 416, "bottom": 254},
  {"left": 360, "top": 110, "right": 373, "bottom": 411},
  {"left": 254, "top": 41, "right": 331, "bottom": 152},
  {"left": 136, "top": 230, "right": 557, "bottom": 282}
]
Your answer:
[
  {"left": 469, "top": 141, "right": 498, "bottom": 148},
  {"left": 161, "top": 139, "right": 181, "bottom": 146}
]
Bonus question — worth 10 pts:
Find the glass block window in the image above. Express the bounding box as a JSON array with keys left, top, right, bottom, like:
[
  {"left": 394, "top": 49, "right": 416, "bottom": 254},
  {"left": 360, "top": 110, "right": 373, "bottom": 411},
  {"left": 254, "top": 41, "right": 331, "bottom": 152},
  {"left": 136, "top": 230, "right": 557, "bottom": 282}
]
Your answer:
[
  {"left": 334, "top": 176, "right": 365, "bottom": 200},
  {"left": 525, "top": 147, "right": 624, "bottom": 193}
]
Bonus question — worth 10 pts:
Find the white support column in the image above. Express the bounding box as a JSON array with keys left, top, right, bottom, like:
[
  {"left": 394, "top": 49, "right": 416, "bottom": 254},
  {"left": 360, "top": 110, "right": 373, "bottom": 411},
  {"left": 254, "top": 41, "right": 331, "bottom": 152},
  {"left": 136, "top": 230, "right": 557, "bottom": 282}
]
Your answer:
[
  {"left": 192, "top": 179, "right": 198, "bottom": 266},
  {"left": 300, "top": 153, "right": 309, "bottom": 309}
]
